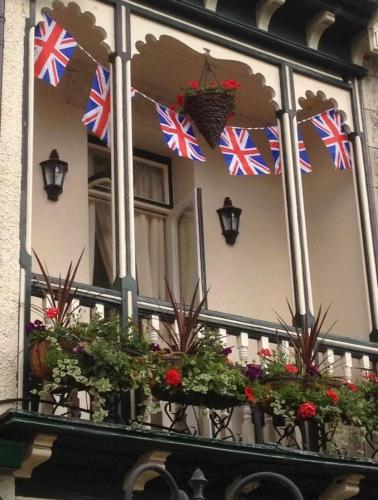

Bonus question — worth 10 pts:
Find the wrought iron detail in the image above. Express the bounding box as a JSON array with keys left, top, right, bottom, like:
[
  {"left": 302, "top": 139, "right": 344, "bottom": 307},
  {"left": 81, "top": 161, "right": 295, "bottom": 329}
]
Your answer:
[{"left": 225, "top": 471, "right": 304, "bottom": 500}]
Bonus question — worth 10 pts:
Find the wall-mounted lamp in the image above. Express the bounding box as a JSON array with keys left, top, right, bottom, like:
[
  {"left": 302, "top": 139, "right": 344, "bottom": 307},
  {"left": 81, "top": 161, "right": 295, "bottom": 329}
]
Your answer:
[
  {"left": 217, "top": 197, "right": 242, "bottom": 245},
  {"left": 40, "top": 149, "right": 68, "bottom": 201}
]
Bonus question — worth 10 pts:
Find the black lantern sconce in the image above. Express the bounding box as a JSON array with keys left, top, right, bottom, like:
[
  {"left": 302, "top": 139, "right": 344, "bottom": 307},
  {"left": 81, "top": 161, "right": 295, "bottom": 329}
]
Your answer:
[
  {"left": 217, "top": 197, "right": 242, "bottom": 245},
  {"left": 40, "top": 149, "right": 68, "bottom": 201}
]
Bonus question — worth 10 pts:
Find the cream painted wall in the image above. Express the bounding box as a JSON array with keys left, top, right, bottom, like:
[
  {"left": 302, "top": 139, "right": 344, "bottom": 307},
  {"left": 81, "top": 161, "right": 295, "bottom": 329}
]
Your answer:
[
  {"left": 32, "top": 79, "right": 90, "bottom": 283},
  {"left": 130, "top": 14, "right": 281, "bottom": 109},
  {"left": 300, "top": 122, "right": 370, "bottom": 339},
  {"left": 194, "top": 149, "right": 292, "bottom": 322}
]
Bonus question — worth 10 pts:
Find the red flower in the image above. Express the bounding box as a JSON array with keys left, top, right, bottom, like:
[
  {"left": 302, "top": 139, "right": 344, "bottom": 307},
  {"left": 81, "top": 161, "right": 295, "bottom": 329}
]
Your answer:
[
  {"left": 364, "top": 373, "right": 378, "bottom": 383},
  {"left": 244, "top": 387, "right": 255, "bottom": 402},
  {"left": 284, "top": 364, "right": 299, "bottom": 374},
  {"left": 176, "top": 93, "right": 185, "bottom": 106},
  {"left": 45, "top": 307, "right": 59, "bottom": 319},
  {"left": 298, "top": 402, "right": 317, "bottom": 419},
  {"left": 188, "top": 80, "right": 200, "bottom": 90},
  {"left": 165, "top": 368, "right": 182, "bottom": 386},
  {"left": 221, "top": 79, "right": 241, "bottom": 90},
  {"left": 326, "top": 388, "right": 339, "bottom": 403},
  {"left": 257, "top": 348, "right": 271, "bottom": 357},
  {"left": 347, "top": 383, "right": 357, "bottom": 392}
]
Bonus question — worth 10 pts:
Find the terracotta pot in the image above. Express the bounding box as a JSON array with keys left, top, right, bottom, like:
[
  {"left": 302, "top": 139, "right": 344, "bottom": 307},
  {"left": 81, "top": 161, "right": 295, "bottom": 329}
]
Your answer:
[
  {"left": 184, "top": 91, "right": 235, "bottom": 149},
  {"left": 29, "top": 340, "right": 52, "bottom": 380}
]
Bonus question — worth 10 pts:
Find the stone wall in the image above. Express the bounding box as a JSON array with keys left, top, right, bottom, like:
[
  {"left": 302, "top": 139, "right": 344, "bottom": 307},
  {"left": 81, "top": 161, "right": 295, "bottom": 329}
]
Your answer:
[
  {"left": 361, "top": 56, "right": 378, "bottom": 211},
  {"left": 0, "top": 0, "right": 27, "bottom": 404}
]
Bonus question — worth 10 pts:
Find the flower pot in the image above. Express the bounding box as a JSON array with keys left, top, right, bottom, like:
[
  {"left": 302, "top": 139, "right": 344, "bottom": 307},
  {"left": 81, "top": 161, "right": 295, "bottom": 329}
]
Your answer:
[
  {"left": 29, "top": 340, "right": 52, "bottom": 380},
  {"left": 152, "top": 385, "right": 241, "bottom": 410},
  {"left": 183, "top": 91, "right": 235, "bottom": 149}
]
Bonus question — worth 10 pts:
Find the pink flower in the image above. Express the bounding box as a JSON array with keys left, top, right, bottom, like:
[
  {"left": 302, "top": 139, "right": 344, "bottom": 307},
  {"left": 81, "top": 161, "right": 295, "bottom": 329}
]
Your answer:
[
  {"left": 298, "top": 402, "right": 317, "bottom": 419},
  {"left": 45, "top": 307, "right": 59, "bottom": 319},
  {"left": 326, "top": 388, "right": 339, "bottom": 403},
  {"left": 165, "top": 368, "right": 182, "bottom": 386},
  {"left": 245, "top": 387, "right": 255, "bottom": 402},
  {"left": 257, "top": 348, "right": 271, "bottom": 357},
  {"left": 284, "top": 364, "right": 299, "bottom": 374},
  {"left": 188, "top": 80, "right": 200, "bottom": 90}
]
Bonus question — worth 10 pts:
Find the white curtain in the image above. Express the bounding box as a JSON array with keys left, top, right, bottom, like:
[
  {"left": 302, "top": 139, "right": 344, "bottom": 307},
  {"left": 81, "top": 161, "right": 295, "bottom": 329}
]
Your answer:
[
  {"left": 135, "top": 211, "right": 166, "bottom": 299},
  {"left": 134, "top": 161, "right": 165, "bottom": 203},
  {"left": 95, "top": 199, "right": 113, "bottom": 283},
  {"left": 178, "top": 209, "right": 198, "bottom": 303}
]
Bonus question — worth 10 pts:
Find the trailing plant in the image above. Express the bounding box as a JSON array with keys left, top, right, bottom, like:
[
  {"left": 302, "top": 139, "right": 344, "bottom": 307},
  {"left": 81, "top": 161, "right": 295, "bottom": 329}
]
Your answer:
[{"left": 30, "top": 314, "right": 154, "bottom": 422}]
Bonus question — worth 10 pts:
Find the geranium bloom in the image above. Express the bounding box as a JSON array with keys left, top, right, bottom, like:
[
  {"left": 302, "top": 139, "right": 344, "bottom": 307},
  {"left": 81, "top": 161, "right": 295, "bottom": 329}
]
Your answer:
[
  {"left": 326, "top": 388, "right": 339, "bottom": 403},
  {"left": 165, "top": 368, "right": 182, "bottom": 386},
  {"left": 45, "top": 307, "right": 59, "bottom": 319},
  {"left": 257, "top": 348, "right": 271, "bottom": 357},
  {"left": 284, "top": 364, "right": 299, "bottom": 374},
  {"left": 347, "top": 383, "right": 357, "bottom": 392},
  {"left": 245, "top": 364, "right": 263, "bottom": 380},
  {"left": 245, "top": 387, "right": 255, "bottom": 402},
  {"left": 176, "top": 93, "right": 185, "bottom": 106},
  {"left": 188, "top": 80, "right": 200, "bottom": 89},
  {"left": 221, "top": 79, "right": 241, "bottom": 90},
  {"left": 298, "top": 402, "right": 317, "bottom": 419}
]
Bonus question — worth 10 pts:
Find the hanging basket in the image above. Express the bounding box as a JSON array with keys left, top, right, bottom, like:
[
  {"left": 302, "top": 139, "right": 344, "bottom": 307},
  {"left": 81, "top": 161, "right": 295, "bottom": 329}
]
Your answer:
[
  {"left": 29, "top": 340, "right": 52, "bottom": 381},
  {"left": 184, "top": 91, "right": 235, "bottom": 149}
]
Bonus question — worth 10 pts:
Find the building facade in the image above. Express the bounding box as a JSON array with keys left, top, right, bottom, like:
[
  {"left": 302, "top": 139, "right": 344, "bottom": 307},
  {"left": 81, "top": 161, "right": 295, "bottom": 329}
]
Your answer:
[{"left": 1, "top": 0, "right": 378, "bottom": 498}]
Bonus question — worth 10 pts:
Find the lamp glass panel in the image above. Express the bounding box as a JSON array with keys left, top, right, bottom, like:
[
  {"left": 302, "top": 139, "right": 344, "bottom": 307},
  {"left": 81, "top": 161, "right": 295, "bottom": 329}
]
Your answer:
[
  {"left": 222, "top": 211, "right": 232, "bottom": 231},
  {"left": 54, "top": 165, "right": 64, "bottom": 186},
  {"left": 44, "top": 165, "right": 54, "bottom": 185}
]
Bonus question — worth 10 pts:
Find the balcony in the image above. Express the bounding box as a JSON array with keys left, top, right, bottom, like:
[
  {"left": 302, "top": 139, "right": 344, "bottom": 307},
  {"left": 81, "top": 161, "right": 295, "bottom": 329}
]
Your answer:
[{"left": 25, "top": 276, "right": 378, "bottom": 458}]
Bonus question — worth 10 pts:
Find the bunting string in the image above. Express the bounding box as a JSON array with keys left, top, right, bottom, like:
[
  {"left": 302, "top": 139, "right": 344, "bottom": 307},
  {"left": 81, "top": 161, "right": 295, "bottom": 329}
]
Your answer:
[{"left": 34, "top": 14, "right": 352, "bottom": 174}]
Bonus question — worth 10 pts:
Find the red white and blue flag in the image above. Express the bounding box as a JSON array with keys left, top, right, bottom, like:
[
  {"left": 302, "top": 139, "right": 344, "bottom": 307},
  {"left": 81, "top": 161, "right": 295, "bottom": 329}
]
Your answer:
[
  {"left": 311, "top": 109, "right": 351, "bottom": 171},
  {"left": 156, "top": 104, "right": 205, "bottom": 161},
  {"left": 219, "top": 127, "right": 270, "bottom": 176},
  {"left": 34, "top": 14, "right": 77, "bottom": 87},
  {"left": 264, "top": 126, "right": 281, "bottom": 175},
  {"left": 297, "top": 128, "right": 312, "bottom": 174},
  {"left": 82, "top": 65, "right": 111, "bottom": 148}
]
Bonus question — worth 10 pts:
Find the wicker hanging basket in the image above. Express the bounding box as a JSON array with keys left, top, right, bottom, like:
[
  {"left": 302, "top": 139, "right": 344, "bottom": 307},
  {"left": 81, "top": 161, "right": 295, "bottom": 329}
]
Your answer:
[{"left": 184, "top": 91, "right": 235, "bottom": 149}]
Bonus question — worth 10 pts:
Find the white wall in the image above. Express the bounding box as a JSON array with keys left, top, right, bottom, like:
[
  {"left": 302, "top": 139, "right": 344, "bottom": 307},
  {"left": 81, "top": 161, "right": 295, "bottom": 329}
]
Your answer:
[
  {"left": 194, "top": 148, "right": 292, "bottom": 322},
  {"left": 32, "top": 79, "right": 90, "bottom": 283}
]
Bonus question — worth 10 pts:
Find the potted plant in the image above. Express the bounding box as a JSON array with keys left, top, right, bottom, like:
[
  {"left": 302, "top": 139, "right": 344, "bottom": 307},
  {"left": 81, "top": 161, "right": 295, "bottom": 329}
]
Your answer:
[
  {"left": 149, "top": 282, "right": 250, "bottom": 409},
  {"left": 172, "top": 57, "right": 240, "bottom": 148},
  {"left": 28, "top": 313, "right": 154, "bottom": 422},
  {"left": 28, "top": 250, "right": 84, "bottom": 380}
]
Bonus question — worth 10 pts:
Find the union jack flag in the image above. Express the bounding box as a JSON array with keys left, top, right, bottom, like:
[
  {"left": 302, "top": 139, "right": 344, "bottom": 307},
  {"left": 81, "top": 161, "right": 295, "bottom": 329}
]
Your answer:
[
  {"left": 264, "top": 126, "right": 282, "bottom": 175},
  {"left": 219, "top": 127, "right": 270, "bottom": 176},
  {"left": 311, "top": 109, "right": 352, "bottom": 171},
  {"left": 297, "top": 128, "right": 312, "bottom": 174},
  {"left": 82, "top": 65, "right": 111, "bottom": 148},
  {"left": 156, "top": 104, "right": 205, "bottom": 161},
  {"left": 34, "top": 14, "right": 77, "bottom": 87}
]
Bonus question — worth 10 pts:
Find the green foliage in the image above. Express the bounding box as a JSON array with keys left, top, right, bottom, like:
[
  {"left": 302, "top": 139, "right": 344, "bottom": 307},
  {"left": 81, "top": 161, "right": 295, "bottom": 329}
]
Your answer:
[{"left": 34, "top": 314, "right": 153, "bottom": 422}]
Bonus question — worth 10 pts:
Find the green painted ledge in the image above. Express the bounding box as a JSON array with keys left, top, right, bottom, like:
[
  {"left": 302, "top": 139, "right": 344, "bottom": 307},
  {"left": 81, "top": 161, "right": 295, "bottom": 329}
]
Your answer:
[
  {"left": 0, "top": 438, "right": 25, "bottom": 470},
  {"left": 0, "top": 408, "right": 377, "bottom": 475}
]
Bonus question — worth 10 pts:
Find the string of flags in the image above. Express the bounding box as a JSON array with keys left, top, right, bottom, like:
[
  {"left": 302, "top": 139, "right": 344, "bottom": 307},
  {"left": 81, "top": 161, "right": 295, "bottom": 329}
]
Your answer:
[{"left": 34, "top": 14, "right": 352, "bottom": 176}]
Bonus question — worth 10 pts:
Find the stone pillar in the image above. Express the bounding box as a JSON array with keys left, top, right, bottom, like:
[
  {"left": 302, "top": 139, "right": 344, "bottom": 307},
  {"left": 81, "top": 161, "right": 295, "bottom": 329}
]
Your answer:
[{"left": 0, "top": 474, "right": 15, "bottom": 500}]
